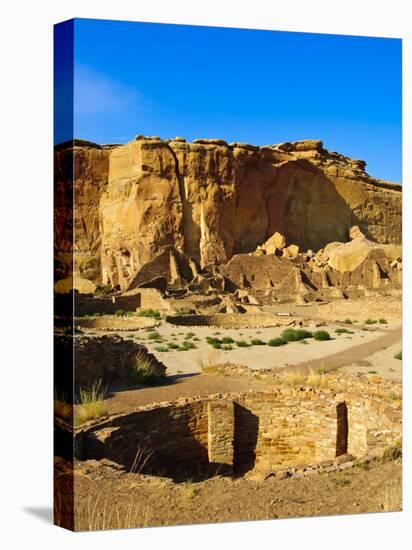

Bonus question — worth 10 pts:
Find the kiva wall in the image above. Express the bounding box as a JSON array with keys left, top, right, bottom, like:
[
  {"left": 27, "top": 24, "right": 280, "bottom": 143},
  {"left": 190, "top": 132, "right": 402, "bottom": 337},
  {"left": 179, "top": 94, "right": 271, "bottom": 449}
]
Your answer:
[{"left": 76, "top": 390, "right": 401, "bottom": 479}]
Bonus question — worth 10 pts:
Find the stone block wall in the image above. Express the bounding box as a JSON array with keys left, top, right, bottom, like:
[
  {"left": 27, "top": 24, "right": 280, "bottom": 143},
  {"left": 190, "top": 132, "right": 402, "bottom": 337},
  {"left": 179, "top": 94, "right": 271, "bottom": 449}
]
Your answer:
[
  {"left": 208, "top": 400, "right": 234, "bottom": 475},
  {"left": 76, "top": 389, "right": 401, "bottom": 479}
]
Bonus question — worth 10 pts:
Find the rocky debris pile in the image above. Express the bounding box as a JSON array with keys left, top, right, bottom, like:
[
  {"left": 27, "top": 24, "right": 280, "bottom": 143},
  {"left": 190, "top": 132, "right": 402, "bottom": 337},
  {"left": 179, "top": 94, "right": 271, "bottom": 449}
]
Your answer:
[
  {"left": 312, "top": 226, "right": 402, "bottom": 273},
  {"left": 217, "top": 226, "right": 402, "bottom": 304}
]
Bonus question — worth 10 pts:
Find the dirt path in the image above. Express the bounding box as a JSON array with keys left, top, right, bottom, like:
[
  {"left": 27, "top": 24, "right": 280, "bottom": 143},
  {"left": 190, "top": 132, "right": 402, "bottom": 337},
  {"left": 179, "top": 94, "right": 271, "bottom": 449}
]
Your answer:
[
  {"left": 283, "top": 326, "right": 402, "bottom": 374},
  {"left": 104, "top": 373, "right": 267, "bottom": 415}
]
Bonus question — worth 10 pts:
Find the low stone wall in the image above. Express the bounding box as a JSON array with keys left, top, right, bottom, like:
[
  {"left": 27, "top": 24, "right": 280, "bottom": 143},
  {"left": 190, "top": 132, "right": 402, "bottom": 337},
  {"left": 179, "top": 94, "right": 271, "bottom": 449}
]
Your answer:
[
  {"left": 166, "top": 312, "right": 288, "bottom": 328},
  {"left": 75, "top": 388, "right": 401, "bottom": 480},
  {"left": 55, "top": 335, "right": 166, "bottom": 391},
  {"left": 74, "top": 315, "right": 156, "bottom": 331}
]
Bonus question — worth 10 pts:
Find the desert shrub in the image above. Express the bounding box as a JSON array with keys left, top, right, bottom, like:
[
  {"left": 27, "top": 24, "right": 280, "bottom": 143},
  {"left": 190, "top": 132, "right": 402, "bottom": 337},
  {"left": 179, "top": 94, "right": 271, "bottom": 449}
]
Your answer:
[
  {"left": 281, "top": 329, "right": 300, "bottom": 342},
  {"left": 211, "top": 341, "right": 222, "bottom": 349},
  {"left": 128, "top": 352, "right": 165, "bottom": 385},
  {"left": 394, "top": 351, "right": 402, "bottom": 360},
  {"left": 115, "top": 309, "right": 132, "bottom": 317},
  {"left": 268, "top": 338, "right": 287, "bottom": 347},
  {"left": 147, "top": 331, "right": 161, "bottom": 340},
  {"left": 74, "top": 380, "right": 107, "bottom": 426},
  {"left": 281, "top": 328, "right": 312, "bottom": 342},
  {"left": 251, "top": 338, "right": 266, "bottom": 345},
  {"left": 206, "top": 336, "right": 221, "bottom": 345},
  {"left": 379, "top": 318, "right": 388, "bottom": 324},
  {"left": 138, "top": 308, "right": 161, "bottom": 319},
  {"left": 181, "top": 341, "right": 196, "bottom": 350},
  {"left": 295, "top": 329, "right": 313, "bottom": 340},
  {"left": 154, "top": 345, "right": 168, "bottom": 352},
  {"left": 343, "top": 319, "right": 353, "bottom": 324},
  {"left": 185, "top": 332, "right": 195, "bottom": 338},
  {"left": 335, "top": 328, "right": 354, "bottom": 334},
  {"left": 236, "top": 340, "right": 250, "bottom": 348},
  {"left": 221, "top": 336, "right": 235, "bottom": 344},
  {"left": 365, "top": 318, "right": 377, "bottom": 325},
  {"left": 222, "top": 345, "right": 233, "bottom": 351},
  {"left": 313, "top": 330, "right": 331, "bottom": 341},
  {"left": 167, "top": 342, "right": 179, "bottom": 349}
]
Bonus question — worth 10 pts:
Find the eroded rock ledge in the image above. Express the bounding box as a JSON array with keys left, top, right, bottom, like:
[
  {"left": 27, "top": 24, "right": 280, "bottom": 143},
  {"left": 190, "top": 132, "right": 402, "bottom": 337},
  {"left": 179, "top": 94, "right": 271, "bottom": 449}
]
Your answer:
[{"left": 54, "top": 136, "right": 402, "bottom": 292}]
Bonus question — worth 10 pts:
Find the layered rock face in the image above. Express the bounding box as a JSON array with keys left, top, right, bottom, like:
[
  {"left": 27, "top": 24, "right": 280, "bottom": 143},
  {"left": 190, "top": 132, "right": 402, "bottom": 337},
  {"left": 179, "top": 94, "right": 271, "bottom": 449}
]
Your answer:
[
  {"left": 54, "top": 140, "right": 112, "bottom": 290},
  {"left": 54, "top": 136, "right": 402, "bottom": 291}
]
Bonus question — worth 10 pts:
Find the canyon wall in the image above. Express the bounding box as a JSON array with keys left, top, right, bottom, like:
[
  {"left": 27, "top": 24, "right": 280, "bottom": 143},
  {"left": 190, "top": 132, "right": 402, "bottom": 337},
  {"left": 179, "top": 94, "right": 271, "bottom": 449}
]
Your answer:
[{"left": 54, "top": 136, "right": 402, "bottom": 290}]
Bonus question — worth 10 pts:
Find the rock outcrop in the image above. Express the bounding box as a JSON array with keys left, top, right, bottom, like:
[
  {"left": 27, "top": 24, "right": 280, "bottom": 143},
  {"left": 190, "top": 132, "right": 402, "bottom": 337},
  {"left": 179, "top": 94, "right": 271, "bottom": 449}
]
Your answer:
[{"left": 54, "top": 136, "right": 402, "bottom": 291}]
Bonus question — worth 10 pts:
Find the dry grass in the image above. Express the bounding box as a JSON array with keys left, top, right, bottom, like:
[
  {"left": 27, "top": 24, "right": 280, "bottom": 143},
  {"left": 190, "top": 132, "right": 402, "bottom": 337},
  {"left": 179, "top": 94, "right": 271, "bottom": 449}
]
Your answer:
[
  {"left": 74, "top": 380, "right": 108, "bottom": 426},
  {"left": 130, "top": 445, "right": 153, "bottom": 474},
  {"left": 75, "top": 495, "right": 151, "bottom": 531},
  {"left": 196, "top": 350, "right": 223, "bottom": 373},
  {"left": 380, "top": 482, "right": 402, "bottom": 512},
  {"left": 306, "top": 370, "right": 329, "bottom": 389},
  {"left": 283, "top": 369, "right": 329, "bottom": 389},
  {"left": 284, "top": 372, "right": 306, "bottom": 386}
]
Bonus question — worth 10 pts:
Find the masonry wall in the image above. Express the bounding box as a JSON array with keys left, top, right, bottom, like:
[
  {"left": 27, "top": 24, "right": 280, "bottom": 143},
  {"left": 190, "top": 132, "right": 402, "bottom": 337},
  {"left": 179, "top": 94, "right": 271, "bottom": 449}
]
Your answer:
[{"left": 77, "top": 390, "right": 401, "bottom": 479}]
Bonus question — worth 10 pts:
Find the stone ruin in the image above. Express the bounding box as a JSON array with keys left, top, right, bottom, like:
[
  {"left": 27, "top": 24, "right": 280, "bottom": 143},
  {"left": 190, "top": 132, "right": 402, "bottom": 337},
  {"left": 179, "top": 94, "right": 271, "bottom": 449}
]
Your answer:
[
  {"left": 73, "top": 385, "right": 401, "bottom": 481},
  {"left": 54, "top": 334, "right": 166, "bottom": 392}
]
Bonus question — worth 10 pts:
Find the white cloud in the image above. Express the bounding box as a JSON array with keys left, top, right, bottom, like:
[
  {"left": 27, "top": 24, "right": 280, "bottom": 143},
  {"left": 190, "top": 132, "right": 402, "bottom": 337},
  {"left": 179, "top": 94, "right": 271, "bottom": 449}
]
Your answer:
[{"left": 74, "top": 64, "right": 143, "bottom": 116}]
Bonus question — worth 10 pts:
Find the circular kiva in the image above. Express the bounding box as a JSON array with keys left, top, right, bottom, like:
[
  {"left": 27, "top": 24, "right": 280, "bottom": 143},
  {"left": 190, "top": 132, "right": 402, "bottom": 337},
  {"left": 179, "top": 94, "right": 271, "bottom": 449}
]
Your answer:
[{"left": 73, "top": 388, "right": 401, "bottom": 482}]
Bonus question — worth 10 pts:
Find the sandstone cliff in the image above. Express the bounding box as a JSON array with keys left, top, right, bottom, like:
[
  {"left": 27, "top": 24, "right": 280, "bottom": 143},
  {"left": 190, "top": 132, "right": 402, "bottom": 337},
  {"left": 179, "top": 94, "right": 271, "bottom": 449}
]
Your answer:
[{"left": 54, "top": 136, "right": 402, "bottom": 291}]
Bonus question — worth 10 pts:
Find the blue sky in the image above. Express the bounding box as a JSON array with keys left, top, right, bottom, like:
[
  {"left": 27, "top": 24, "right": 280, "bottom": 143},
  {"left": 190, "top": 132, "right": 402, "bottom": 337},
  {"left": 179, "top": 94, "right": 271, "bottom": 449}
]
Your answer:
[{"left": 55, "top": 19, "right": 402, "bottom": 182}]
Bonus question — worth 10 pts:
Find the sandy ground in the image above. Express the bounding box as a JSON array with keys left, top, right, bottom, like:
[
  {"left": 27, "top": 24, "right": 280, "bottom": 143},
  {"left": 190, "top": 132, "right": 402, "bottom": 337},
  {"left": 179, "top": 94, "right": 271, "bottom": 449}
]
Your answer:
[
  {"left": 54, "top": 457, "right": 402, "bottom": 530},
  {"left": 87, "top": 320, "right": 400, "bottom": 376},
  {"left": 103, "top": 373, "right": 266, "bottom": 415},
  {"left": 339, "top": 340, "right": 402, "bottom": 380}
]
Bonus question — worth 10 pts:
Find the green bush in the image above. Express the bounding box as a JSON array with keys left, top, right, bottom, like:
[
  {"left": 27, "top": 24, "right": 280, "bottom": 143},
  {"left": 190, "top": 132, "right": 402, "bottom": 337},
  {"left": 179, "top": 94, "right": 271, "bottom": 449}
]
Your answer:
[
  {"left": 206, "top": 336, "right": 221, "bottom": 345},
  {"left": 251, "top": 338, "right": 266, "bottom": 345},
  {"left": 211, "top": 341, "right": 222, "bottom": 349},
  {"left": 295, "top": 329, "right": 313, "bottom": 340},
  {"left": 236, "top": 340, "right": 250, "bottom": 348},
  {"left": 281, "top": 329, "right": 300, "bottom": 342},
  {"left": 268, "top": 338, "right": 287, "bottom": 347},
  {"left": 343, "top": 319, "right": 353, "bottom": 324},
  {"left": 379, "top": 318, "right": 388, "bottom": 324},
  {"left": 313, "top": 330, "right": 331, "bottom": 341},
  {"left": 185, "top": 332, "right": 196, "bottom": 339},
  {"left": 221, "top": 336, "right": 235, "bottom": 344},
  {"left": 222, "top": 344, "right": 233, "bottom": 351},
  {"left": 167, "top": 342, "right": 179, "bottom": 349},
  {"left": 147, "top": 331, "right": 161, "bottom": 340},
  {"left": 394, "top": 351, "right": 402, "bottom": 360},
  {"left": 115, "top": 309, "right": 132, "bottom": 317},
  {"left": 281, "top": 328, "right": 312, "bottom": 342},
  {"left": 335, "top": 328, "right": 354, "bottom": 335},
  {"left": 181, "top": 341, "right": 196, "bottom": 350},
  {"left": 154, "top": 345, "right": 168, "bottom": 352},
  {"left": 365, "top": 319, "right": 377, "bottom": 325},
  {"left": 138, "top": 308, "right": 161, "bottom": 320}
]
